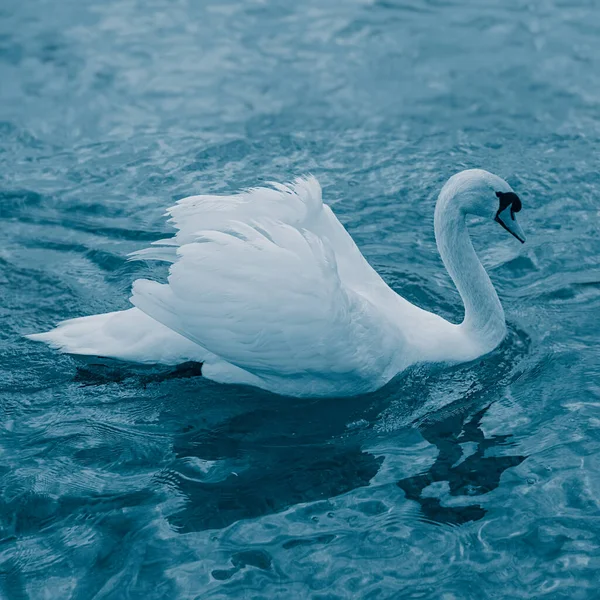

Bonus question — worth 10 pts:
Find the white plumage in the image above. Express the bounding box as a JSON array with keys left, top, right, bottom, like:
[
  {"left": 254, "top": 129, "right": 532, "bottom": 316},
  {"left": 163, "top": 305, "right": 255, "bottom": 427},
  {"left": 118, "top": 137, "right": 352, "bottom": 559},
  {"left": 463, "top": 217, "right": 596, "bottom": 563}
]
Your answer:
[{"left": 28, "top": 170, "right": 526, "bottom": 397}]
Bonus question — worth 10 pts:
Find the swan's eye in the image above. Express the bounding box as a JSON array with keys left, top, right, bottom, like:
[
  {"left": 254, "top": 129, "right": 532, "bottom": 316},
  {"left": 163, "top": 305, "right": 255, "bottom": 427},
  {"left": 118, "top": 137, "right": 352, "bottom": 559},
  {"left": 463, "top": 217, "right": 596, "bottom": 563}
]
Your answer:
[{"left": 495, "top": 191, "right": 522, "bottom": 217}]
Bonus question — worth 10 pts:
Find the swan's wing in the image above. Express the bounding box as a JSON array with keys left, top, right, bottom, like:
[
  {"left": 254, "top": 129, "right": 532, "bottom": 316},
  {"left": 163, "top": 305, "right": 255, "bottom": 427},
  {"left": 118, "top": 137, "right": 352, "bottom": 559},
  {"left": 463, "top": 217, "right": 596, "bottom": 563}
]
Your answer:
[
  {"left": 132, "top": 176, "right": 325, "bottom": 253},
  {"left": 129, "top": 176, "right": 385, "bottom": 293},
  {"left": 130, "top": 220, "right": 403, "bottom": 395}
]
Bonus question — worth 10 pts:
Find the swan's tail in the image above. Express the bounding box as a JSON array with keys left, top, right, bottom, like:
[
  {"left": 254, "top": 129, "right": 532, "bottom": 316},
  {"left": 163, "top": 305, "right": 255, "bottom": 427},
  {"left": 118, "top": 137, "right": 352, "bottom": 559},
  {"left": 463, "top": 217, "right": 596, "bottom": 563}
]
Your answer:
[{"left": 26, "top": 307, "right": 209, "bottom": 365}]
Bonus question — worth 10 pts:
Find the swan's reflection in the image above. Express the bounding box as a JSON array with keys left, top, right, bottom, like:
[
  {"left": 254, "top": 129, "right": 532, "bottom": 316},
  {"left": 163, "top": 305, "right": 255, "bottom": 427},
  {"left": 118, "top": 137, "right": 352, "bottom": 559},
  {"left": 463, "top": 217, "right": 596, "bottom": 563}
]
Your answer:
[
  {"left": 397, "top": 403, "right": 526, "bottom": 525},
  {"left": 71, "top": 351, "right": 528, "bottom": 532},
  {"left": 166, "top": 390, "right": 389, "bottom": 532}
]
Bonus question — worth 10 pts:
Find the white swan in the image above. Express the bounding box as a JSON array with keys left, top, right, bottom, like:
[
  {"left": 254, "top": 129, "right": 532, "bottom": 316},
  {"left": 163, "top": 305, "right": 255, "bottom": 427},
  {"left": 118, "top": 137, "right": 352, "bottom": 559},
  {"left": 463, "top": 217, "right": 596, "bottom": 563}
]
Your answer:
[{"left": 27, "top": 169, "right": 525, "bottom": 397}]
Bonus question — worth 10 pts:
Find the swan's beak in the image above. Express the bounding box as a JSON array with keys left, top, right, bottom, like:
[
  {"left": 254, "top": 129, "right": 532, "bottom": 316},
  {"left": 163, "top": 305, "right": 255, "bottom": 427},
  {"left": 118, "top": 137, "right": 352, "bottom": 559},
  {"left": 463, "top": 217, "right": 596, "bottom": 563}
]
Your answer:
[{"left": 495, "top": 205, "right": 526, "bottom": 243}]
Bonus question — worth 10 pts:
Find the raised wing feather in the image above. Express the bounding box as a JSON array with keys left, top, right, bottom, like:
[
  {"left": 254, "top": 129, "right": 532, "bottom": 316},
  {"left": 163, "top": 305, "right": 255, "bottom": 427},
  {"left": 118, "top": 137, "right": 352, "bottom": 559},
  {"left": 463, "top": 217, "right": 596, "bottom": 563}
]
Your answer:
[
  {"left": 129, "top": 176, "right": 325, "bottom": 262},
  {"left": 131, "top": 219, "right": 404, "bottom": 396},
  {"left": 129, "top": 176, "right": 401, "bottom": 302}
]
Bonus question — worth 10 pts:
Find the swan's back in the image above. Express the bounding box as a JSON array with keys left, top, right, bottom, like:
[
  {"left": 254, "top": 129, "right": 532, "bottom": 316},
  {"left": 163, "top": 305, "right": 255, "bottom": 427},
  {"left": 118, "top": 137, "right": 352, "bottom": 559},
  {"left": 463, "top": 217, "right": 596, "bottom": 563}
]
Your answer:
[{"left": 131, "top": 179, "right": 411, "bottom": 396}]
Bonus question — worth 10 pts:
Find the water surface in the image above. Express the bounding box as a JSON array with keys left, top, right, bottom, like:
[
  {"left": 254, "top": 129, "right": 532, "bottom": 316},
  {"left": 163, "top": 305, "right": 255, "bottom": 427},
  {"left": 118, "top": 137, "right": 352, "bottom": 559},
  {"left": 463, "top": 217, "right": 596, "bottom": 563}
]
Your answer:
[{"left": 1, "top": 0, "right": 600, "bottom": 598}]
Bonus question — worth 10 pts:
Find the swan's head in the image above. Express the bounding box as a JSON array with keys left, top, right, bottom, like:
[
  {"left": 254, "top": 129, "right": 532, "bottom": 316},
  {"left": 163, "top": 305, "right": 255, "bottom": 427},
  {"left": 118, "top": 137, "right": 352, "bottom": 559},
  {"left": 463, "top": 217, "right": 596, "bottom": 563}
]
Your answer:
[{"left": 440, "top": 169, "right": 526, "bottom": 243}]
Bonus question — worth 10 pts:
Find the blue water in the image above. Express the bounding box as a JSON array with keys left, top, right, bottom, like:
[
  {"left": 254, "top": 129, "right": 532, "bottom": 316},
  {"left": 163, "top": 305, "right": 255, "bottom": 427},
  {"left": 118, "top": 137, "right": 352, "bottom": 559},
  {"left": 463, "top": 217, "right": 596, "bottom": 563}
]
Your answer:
[{"left": 2, "top": 0, "right": 600, "bottom": 597}]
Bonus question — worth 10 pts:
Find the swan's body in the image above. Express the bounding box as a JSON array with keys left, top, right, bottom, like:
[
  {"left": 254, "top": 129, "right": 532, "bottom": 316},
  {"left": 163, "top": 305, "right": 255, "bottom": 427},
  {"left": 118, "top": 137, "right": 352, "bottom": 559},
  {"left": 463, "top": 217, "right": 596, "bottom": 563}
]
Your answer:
[{"left": 28, "top": 169, "right": 525, "bottom": 397}]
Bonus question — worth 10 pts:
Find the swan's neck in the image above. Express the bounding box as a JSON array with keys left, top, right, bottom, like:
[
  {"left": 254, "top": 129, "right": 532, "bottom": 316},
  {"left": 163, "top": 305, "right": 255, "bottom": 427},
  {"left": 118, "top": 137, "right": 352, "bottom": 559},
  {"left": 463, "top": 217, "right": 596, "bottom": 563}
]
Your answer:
[{"left": 434, "top": 191, "right": 506, "bottom": 353}]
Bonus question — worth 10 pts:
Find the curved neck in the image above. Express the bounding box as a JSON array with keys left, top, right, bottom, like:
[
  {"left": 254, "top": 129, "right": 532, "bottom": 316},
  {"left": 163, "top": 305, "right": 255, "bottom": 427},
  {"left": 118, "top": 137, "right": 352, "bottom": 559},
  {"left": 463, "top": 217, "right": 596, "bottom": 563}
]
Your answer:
[{"left": 434, "top": 191, "right": 506, "bottom": 352}]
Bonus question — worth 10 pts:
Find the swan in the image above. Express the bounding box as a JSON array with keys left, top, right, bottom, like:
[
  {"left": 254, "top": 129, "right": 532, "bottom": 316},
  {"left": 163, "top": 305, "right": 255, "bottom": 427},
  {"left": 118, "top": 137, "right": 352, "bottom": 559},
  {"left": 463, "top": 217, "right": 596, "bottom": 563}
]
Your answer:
[{"left": 27, "top": 169, "right": 525, "bottom": 398}]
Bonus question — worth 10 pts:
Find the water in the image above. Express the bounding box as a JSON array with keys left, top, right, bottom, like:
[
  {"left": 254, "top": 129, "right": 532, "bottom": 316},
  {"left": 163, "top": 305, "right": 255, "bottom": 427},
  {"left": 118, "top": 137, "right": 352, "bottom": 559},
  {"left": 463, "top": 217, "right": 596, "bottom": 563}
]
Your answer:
[{"left": 1, "top": 0, "right": 599, "bottom": 597}]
